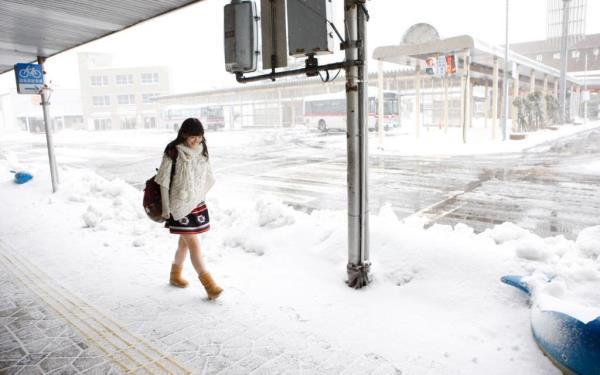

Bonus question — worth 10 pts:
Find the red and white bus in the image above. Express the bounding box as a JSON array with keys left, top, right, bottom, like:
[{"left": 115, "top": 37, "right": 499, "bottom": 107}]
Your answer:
[
  {"left": 161, "top": 104, "right": 225, "bottom": 131},
  {"left": 303, "top": 90, "right": 399, "bottom": 132}
]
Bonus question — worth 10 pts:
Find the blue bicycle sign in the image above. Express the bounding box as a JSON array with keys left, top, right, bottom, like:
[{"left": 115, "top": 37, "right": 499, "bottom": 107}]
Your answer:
[
  {"left": 14, "top": 63, "right": 44, "bottom": 94},
  {"left": 18, "top": 65, "right": 42, "bottom": 79}
]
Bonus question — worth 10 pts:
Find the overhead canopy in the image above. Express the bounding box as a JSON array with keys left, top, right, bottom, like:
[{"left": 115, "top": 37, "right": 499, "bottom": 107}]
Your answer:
[
  {"left": 0, "top": 0, "right": 203, "bottom": 74},
  {"left": 373, "top": 35, "right": 582, "bottom": 85}
]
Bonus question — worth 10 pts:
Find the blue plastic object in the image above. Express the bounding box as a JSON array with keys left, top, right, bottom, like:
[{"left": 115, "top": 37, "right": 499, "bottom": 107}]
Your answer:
[
  {"left": 501, "top": 275, "right": 600, "bottom": 375},
  {"left": 13, "top": 171, "right": 33, "bottom": 184},
  {"left": 501, "top": 275, "right": 531, "bottom": 295}
]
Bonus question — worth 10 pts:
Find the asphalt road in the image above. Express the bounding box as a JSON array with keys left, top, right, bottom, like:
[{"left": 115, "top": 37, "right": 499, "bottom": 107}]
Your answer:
[{"left": 4, "top": 127, "right": 600, "bottom": 239}]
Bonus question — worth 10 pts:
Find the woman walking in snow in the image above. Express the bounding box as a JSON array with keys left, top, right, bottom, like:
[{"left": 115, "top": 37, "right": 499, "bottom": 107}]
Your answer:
[{"left": 155, "top": 117, "right": 223, "bottom": 300}]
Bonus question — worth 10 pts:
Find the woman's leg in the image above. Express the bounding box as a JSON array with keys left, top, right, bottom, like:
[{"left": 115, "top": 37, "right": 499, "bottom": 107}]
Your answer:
[
  {"left": 170, "top": 235, "right": 190, "bottom": 288},
  {"left": 173, "top": 236, "right": 189, "bottom": 266},
  {"left": 181, "top": 234, "right": 207, "bottom": 275},
  {"left": 182, "top": 233, "right": 223, "bottom": 299}
]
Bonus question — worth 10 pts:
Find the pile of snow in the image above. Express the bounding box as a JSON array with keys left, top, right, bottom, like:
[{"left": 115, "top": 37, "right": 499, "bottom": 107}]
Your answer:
[
  {"left": 1, "top": 154, "right": 600, "bottom": 374},
  {"left": 485, "top": 222, "right": 600, "bottom": 323}
]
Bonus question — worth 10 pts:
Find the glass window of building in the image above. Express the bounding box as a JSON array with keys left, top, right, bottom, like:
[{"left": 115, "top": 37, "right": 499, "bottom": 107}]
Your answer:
[
  {"left": 93, "top": 118, "right": 111, "bottom": 130},
  {"left": 90, "top": 75, "right": 109, "bottom": 86},
  {"left": 92, "top": 96, "right": 110, "bottom": 106},
  {"left": 143, "top": 116, "right": 157, "bottom": 128},
  {"left": 141, "top": 73, "right": 159, "bottom": 84},
  {"left": 117, "top": 94, "right": 135, "bottom": 105},
  {"left": 120, "top": 117, "right": 137, "bottom": 129},
  {"left": 142, "top": 93, "right": 159, "bottom": 103},
  {"left": 116, "top": 74, "right": 134, "bottom": 85}
]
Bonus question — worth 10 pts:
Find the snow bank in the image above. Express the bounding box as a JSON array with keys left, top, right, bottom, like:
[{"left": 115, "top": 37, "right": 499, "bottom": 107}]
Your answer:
[{"left": 2, "top": 155, "right": 600, "bottom": 374}]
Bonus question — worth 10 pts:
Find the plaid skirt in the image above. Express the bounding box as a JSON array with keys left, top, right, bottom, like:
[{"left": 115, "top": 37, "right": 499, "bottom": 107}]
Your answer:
[{"left": 165, "top": 202, "right": 210, "bottom": 235}]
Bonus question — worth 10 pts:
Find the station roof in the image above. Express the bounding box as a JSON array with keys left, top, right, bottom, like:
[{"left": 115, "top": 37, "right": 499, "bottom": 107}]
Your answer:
[
  {"left": 0, "top": 0, "right": 202, "bottom": 74},
  {"left": 373, "top": 35, "right": 582, "bottom": 85}
]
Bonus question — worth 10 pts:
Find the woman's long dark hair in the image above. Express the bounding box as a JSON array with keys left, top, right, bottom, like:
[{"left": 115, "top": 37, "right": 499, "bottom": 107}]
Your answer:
[{"left": 164, "top": 118, "right": 209, "bottom": 160}]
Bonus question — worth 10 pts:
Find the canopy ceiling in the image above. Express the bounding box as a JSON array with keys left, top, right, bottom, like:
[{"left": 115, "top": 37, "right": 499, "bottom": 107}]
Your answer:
[{"left": 0, "top": 0, "right": 203, "bottom": 74}]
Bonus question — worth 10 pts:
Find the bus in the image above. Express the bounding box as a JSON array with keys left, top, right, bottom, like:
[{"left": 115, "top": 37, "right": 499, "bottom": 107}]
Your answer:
[
  {"left": 303, "top": 90, "right": 399, "bottom": 132},
  {"left": 161, "top": 104, "right": 225, "bottom": 131}
]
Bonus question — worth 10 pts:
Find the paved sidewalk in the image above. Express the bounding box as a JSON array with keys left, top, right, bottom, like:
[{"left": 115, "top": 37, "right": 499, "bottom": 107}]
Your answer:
[
  {"left": 0, "top": 240, "right": 401, "bottom": 375},
  {"left": 0, "top": 259, "right": 122, "bottom": 374}
]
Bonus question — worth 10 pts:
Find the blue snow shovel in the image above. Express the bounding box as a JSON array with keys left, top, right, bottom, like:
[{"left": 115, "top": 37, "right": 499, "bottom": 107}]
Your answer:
[{"left": 10, "top": 170, "right": 33, "bottom": 184}]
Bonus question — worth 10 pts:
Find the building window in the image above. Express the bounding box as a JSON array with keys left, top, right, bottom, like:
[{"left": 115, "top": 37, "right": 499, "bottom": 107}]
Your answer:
[
  {"left": 536, "top": 54, "right": 543, "bottom": 62},
  {"left": 143, "top": 116, "right": 157, "bottom": 129},
  {"left": 553, "top": 53, "right": 560, "bottom": 60},
  {"left": 572, "top": 50, "right": 580, "bottom": 59},
  {"left": 92, "top": 96, "right": 110, "bottom": 106},
  {"left": 93, "top": 118, "right": 111, "bottom": 130},
  {"left": 120, "top": 117, "right": 137, "bottom": 129},
  {"left": 141, "top": 73, "right": 159, "bottom": 84},
  {"left": 117, "top": 94, "right": 135, "bottom": 105},
  {"left": 116, "top": 74, "right": 134, "bottom": 85},
  {"left": 142, "top": 93, "right": 159, "bottom": 104},
  {"left": 90, "top": 75, "right": 109, "bottom": 86}
]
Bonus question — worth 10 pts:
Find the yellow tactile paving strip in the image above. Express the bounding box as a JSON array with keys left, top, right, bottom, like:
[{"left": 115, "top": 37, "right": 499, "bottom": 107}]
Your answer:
[{"left": 0, "top": 240, "right": 193, "bottom": 375}]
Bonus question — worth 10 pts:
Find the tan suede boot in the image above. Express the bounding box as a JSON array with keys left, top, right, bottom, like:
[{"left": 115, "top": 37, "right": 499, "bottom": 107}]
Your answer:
[
  {"left": 199, "top": 272, "right": 223, "bottom": 300},
  {"left": 169, "top": 264, "right": 189, "bottom": 288}
]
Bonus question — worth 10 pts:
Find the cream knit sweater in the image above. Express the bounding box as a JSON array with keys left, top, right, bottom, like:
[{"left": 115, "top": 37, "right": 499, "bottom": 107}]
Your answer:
[{"left": 155, "top": 144, "right": 215, "bottom": 221}]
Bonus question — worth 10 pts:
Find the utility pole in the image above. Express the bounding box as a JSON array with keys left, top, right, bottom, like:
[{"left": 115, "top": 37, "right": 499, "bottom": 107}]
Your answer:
[
  {"left": 37, "top": 56, "right": 59, "bottom": 192},
  {"left": 228, "top": 0, "right": 371, "bottom": 288},
  {"left": 583, "top": 52, "right": 588, "bottom": 123},
  {"left": 501, "top": 0, "right": 510, "bottom": 141},
  {"left": 559, "top": 0, "right": 571, "bottom": 123},
  {"left": 345, "top": 0, "right": 370, "bottom": 288}
]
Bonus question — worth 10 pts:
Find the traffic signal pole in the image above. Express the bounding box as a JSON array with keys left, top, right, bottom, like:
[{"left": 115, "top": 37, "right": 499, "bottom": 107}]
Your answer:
[{"left": 345, "top": 0, "right": 370, "bottom": 288}]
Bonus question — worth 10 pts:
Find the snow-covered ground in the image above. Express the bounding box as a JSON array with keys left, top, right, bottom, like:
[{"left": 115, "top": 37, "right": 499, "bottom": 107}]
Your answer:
[
  {"left": 1, "top": 123, "right": 600, "bottom": 374},
  {"left": 2, "top": 119, "right": 599, "bottom": 159},
  {"left": 370, "top": 120, "right": 600, "bottom": 156}
]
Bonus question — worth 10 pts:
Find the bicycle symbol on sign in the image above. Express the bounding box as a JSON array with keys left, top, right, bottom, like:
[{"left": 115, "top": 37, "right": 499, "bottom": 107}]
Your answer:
[{"left": 18, "top": 65, "right": 42, "bottom": 79}]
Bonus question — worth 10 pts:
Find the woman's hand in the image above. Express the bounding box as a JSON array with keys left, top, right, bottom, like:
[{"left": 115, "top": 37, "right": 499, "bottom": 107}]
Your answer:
[{"left": 161, "top": 211, "right": 170, "bottom": 220}]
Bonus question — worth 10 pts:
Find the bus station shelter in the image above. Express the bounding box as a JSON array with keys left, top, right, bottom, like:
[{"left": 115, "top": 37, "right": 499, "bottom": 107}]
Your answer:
[
  {"left": 0, "top": 0, "right": 202, "bottom": 74},
  {"left": 373, "top": 35, "right": 584, "bottom": 142}
]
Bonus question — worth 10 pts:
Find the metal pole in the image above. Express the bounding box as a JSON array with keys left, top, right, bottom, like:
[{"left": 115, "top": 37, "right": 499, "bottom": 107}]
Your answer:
[
  {"left": 484, "top": 82, "right": 489, "bottom": 129},
  {"left": 512, "top": 64, "right": 519, "bottom": 132},
  {"left": 559, "top": 0, "right": 571, "bottom": 123},
  {"left": 443, "top": 77, "right": 449, "bottom": 134},
  {"left": 543, "top": 74, "right": 549, "bottom": 123},
  {"left": 357, "top": 1, "right": 369, "bottom": 274},
  {"left": 345, "top": 0, "right": 370, "bottom": 288},
  {"left": 583, "top": 52, "right": 588, "bottom": 123},
  {"left": 492, "top": 57, "right": 499, "bottom": 140},
  {"left": 37, "top": 56, "right": 59, "bottom": 193},
  {"left": 501, "top": 0, "right": 510, "bottom": 141},
  {"left": 530, "top": 69, "right": 535, "bottom": 93},
  {"left": 377, "top": 60, "right": 384, "bottom": 149},
  {"left": 415, "top": 66, "right": 421, "bottom": 139},
  {"left": 463, "top": 53, "right": 471, "bottom": 144}
]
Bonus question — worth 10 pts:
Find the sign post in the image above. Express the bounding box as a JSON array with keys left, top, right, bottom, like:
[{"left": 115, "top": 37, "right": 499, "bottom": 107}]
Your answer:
[{"left": 14, "top": 59, "right": 59, "bottom": 192}]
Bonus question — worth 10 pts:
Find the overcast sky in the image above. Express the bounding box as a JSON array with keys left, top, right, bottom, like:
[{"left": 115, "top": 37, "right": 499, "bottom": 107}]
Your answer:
[{"left": 2, "top": 0, "right": 599, "bottom": 94}]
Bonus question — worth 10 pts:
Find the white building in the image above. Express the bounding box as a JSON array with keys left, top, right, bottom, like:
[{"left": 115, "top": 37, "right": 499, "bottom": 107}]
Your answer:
[{"left": 78, "top": 53, "right": 170, "bottom": 130}]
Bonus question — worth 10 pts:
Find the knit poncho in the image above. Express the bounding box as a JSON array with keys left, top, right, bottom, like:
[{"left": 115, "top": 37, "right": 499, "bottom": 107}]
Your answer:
[{"left": 155, "top": 144, "right": 215, "bottom": 220}]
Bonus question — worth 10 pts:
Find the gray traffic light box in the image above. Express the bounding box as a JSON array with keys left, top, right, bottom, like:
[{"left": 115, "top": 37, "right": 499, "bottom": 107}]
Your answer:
[
  {"left": 224, "top": 0, "right": 260, "bottom": 73},
  {"left": 287, "top": 0, "right": 334, "bottom": 57}
]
